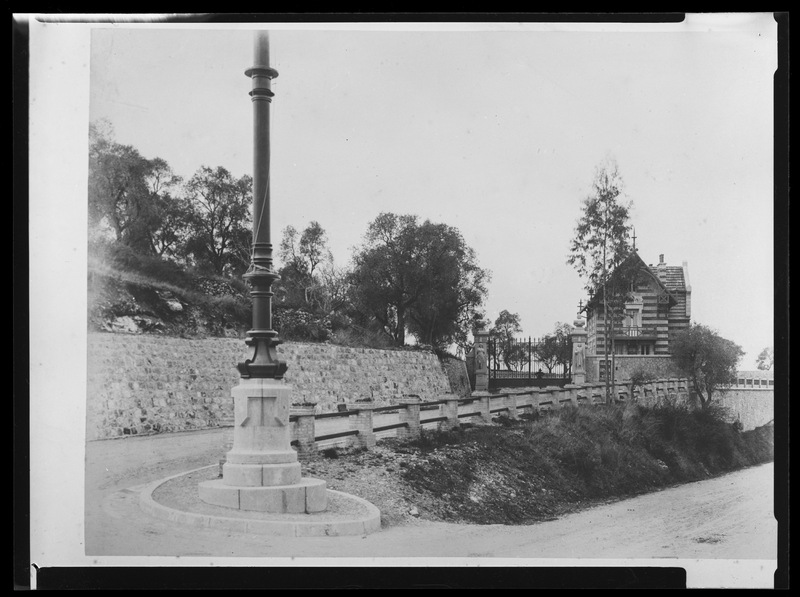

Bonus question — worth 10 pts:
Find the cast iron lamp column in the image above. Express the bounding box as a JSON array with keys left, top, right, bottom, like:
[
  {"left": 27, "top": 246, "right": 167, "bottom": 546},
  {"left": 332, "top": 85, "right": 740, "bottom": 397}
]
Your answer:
[
  {"left": 198, "top": 31, "right": 327, "bottom": 513},
  {"left": 238, "top": 31, "right": 287, "bottom": 380}
]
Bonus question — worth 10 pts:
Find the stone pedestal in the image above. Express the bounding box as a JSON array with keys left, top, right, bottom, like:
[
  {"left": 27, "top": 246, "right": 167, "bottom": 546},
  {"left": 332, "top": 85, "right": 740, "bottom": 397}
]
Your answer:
[
  {"left": 473, "top": 327, "right": 490, "bottom": 392},
  {"left": 199, "top": 378, "right": 327, "bottom": 513},
  {"left": 440, "top": 397, "right": 460, "bottom": 431},
  {"left": 571, "top": 319, "right": 588, "bottom": 385}
]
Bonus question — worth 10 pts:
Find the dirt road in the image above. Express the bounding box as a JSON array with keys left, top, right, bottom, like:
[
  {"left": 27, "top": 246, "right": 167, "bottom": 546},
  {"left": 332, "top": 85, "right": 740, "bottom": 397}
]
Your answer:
[{"left": 85, "top": 429, "right": 777, "bottom": 587}]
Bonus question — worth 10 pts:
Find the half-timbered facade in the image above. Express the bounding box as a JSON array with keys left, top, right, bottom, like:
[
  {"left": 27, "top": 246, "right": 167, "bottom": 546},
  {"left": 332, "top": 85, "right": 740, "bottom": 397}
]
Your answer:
[{"left": 584, "top": 252, "right": 691, "bottom": 373}]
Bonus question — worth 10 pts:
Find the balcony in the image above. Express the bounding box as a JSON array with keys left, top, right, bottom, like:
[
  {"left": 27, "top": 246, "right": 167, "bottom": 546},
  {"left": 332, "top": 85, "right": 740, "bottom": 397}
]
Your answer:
[{"left": 611, "top": 326, "right": 657, "bottom": 339}]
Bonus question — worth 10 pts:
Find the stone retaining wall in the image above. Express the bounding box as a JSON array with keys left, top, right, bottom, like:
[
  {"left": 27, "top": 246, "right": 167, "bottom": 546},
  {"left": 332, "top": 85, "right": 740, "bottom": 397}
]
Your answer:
[
  {"left": 717, "top": 388, "right": 774, "bottom": 430},
  {"left": 438, "top": 354, "right": 472, "bottom": 398},
  {"left": 86, "top": 332, "right": 453, "bottom": 441},
  {"left": 585, "top": 354, "right": 684, "bottom": 383}
]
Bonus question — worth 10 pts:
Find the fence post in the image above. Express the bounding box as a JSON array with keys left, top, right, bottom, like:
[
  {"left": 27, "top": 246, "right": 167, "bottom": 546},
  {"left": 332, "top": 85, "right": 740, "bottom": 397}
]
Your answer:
[
  {"left": 291, "top": 407, "right": 317, "bottom": 457},
  {"left": 518, "top": 390, "right": 533, "bottom": 414},
  {"left": 563, "top": 384, "right": 580, "bottom": 406},
  {"left": 440, "top": 396, "right": 460, "bottom": 431},
  {"left": 397, "top": 396, "right": 421, "bottom": 440},
  {"left": 576, "top": 384, "right": 589, "bottom": 406},
  {"left": 506, "top": 391, "right": 519, "bottom": 419},
  {"left": 346, "top": 403, "right": 376, "bottom": 449},
  {"left": 475, "top": 392, "right": 492, "bottom": 424}
]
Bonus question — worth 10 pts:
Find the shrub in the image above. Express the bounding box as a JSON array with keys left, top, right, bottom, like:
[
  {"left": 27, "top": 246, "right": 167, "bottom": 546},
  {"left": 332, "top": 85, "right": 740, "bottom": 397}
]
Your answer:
[{"left": 274, "top": 307, "right": 332, "bottom": 342}]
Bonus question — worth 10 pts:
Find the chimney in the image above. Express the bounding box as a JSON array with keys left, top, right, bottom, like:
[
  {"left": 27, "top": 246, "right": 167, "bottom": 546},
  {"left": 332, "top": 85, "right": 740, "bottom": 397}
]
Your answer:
[{"left": 659, "top": 254, "right": 665, "bottom": 265}]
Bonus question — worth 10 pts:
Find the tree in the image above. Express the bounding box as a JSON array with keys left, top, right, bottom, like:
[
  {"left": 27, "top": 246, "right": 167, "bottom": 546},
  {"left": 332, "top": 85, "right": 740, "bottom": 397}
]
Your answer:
[
  {"left": 406, "top": 223, "right": 490, "bottom": 350},
  {"left": 567, "top": 157, "right": 633, "bottom": 401},
  {"left": 671, "top": 324, "right": 745, "bottom": 410},
  {"left": 145, "top": 158, "right": 189, "bottom": 259},
  {"left": 348, "top": 213, "right": 489, "bottom": 349},
  {"left": 756, "top": 346, "right": 774, "bottom": 371},
  {"left": 535, "top": 322, "right": 573, "bottom": 375},
  {"left": 183, "top": 166, "right": 252, "bottom": 277},
  {"left": 490, "top": 310, "right": 524, "bottom": 371},
  {"left": 88, "top": 120, "right": 165, "bottom": 253},
  {"left": 277, "top": 221, "right": 333, "bottom": 308}
]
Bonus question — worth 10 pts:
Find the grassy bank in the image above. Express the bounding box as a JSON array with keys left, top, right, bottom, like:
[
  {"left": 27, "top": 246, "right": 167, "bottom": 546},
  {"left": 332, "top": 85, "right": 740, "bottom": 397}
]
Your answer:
[{"left": 306, "top": 400, "right": 774, "bottom": 526}]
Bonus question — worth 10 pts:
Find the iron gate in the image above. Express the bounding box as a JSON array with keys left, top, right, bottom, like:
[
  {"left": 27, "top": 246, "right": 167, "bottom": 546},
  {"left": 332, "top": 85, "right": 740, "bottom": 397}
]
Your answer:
[{"left": 488, "top": 336, "right": 572, "bottom": 389}]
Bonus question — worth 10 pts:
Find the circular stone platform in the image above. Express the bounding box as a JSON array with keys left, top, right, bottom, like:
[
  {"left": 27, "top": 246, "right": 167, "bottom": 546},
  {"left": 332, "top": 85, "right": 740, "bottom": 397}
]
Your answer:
[{"left": 139, "top": 465, "right": 382, "bottom": 537}]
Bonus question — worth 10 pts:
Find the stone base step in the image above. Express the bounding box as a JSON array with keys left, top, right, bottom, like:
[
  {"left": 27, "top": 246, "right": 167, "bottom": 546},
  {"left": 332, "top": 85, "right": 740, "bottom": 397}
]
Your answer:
[{"left": 198, "top": 476, "right": 327, "bottom": 513}]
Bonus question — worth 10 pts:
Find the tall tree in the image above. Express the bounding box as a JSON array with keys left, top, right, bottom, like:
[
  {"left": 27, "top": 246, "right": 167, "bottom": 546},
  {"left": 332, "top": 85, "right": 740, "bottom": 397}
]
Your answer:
[
  {"left": 145, "top": 158, "right": 189, "bottom": 259},
  {"left": 88, "top": 120, "right": 163, "bottom": 253},
  {"left": 348, "top": 213, "right": 489, "bottom": 349},
  {"left": 567, "top": 157, "right": 633, "bottom": 401},
  {"left": 406, "top": 223, "right": 490, "bottom": 350},
  {"left": 184, "top": 166, "right": 252, "bottom": 277},
  {"left": 671, "top": 324, "right": 745, "bottom": 410}
]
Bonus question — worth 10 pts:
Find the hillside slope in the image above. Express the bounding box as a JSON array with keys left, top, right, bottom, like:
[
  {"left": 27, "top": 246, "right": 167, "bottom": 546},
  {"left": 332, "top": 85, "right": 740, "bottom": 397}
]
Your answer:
[{"left": 301, "top": 405, "right": 775, "bottom": 527}]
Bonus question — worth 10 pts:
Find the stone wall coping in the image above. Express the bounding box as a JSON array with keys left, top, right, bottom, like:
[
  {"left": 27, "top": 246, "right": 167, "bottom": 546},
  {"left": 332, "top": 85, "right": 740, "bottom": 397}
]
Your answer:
[
  {"left": 397, "top": 397, "right": 422, "bottom": 405},
  {"left": 343, "top": 402, "right": 380, "bottom": 411}
]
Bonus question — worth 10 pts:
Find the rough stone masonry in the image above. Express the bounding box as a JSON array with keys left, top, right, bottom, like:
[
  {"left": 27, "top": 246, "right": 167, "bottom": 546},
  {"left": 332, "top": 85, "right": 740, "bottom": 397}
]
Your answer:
[{"left": 86, "top": 332, "right": 458, "bottom": 441}]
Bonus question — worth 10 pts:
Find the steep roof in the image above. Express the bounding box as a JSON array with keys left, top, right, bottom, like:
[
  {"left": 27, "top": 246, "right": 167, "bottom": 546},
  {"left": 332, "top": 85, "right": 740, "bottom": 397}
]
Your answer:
[
  {"left": 584, "top": 251, "right": 685, "bottom": 310},
  {"left": 654, "top": 265, "right": 686, "bottom": 292}
]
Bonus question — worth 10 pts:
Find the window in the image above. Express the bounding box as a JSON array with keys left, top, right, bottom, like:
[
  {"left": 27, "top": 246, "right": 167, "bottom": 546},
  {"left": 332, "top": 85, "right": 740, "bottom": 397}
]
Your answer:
[
  {"left": 640, "top": 344, "right": 651, "bottom": 355},
  {"left": 599, "top": 360, "right": 610, "bottom": 381}
]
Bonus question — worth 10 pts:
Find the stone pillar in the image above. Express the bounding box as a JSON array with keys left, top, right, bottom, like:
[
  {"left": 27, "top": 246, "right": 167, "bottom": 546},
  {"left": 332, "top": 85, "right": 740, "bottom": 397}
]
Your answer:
[
  {"left": 505, "top": 392, "right": 519, "bottom": 419},
  {"left": 570, "top": 318, "right": 588, "bottom": 385},
  {"left": 397, "top": 396, "right": 421, "bottom": 440},
  {"left": 292, "top": 407, "right": 317, "bottom": 457},
  {"left": 473, "top": 392, "right": 492, "bottom": 424},
  {"left": 347, "top": 404, "right": 377, "bottom": 449},
  {"left": 199, "top": 378, "right": 327, "bottom": 513},
  {"left": 440, "top": 396, "right": 460, "bottom": 431},
  {"left": 563, "top": 384, "right": 580, "bottom": 406},
  {"left": 473, "top": 327, "right": 490, "bottom": 392}
]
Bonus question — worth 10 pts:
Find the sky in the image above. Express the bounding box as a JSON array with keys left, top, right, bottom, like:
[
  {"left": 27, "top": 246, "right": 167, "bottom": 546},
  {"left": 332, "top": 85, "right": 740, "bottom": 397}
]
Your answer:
[{"left": 44, "top": 15, "right": 778, "bottom": 367}]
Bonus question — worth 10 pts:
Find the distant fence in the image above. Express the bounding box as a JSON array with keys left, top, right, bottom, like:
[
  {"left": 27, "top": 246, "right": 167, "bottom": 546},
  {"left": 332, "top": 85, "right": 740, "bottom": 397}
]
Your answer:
[
  {"left": 487, "top": 336, "right": 572, "bottom": 390},
  {"left": 276, "top": 377, "right": 695, "bottom": 456}
]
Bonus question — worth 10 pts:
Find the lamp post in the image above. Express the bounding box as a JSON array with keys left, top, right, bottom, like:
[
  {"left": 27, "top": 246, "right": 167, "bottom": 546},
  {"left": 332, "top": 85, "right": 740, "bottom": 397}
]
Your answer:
[
  {"left": 199, "top": 31, "right": 327, "bottom": 514},
  {"left": 237, "top": 30, "right": 287, "bottom": 380}
]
